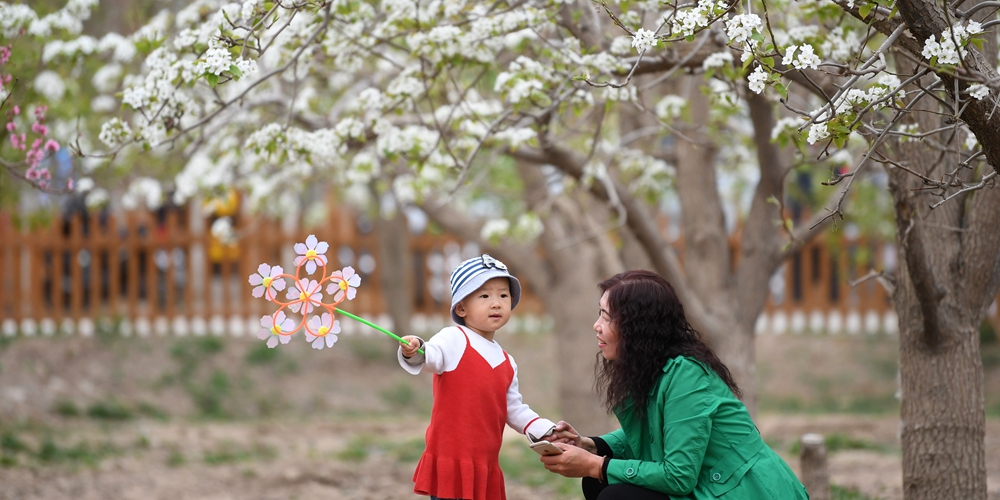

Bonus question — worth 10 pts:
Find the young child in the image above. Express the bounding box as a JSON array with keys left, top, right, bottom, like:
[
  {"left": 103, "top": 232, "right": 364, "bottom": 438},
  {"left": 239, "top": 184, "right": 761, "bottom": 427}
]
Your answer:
[{"left": 399, "top": 254, "right": 555, "bottom": 500}]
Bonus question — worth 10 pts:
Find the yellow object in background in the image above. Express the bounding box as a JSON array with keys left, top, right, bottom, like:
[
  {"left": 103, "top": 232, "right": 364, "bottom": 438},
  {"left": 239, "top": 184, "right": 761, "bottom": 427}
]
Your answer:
[{"left": 205, "top": 189, "right": 241, "bottom": 264}]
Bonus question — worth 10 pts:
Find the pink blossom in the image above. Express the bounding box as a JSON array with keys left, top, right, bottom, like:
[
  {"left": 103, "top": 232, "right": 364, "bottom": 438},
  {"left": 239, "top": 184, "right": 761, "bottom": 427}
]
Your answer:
[
  {"left": 327, "top": 266, "right": 361, "bottom": 302},
  {"left": 25, "top": 148, "right": 43, "bottom": 168},
  {"left": 5, "top": 122, "right": 14, "bottom": 132},
  {"left": 44, "top": 139, "right": 59, "bottom": 152},
  {"left": 292, "top": 234, "right": 329, "bottom": 275},
  {"left": 0, "top": 46, "right": 10, "bottom": 65},
  {"left": 66, "top": 179, "right": 74, "bottom": 190},
  {"left": 258, "top": 311, "right": 295, "bottom": 348},
  {"left": 32, "top": 122, "right": 48, "bottom": 135},
  {"left": 305, "top": 313, "right": 341, "bottom": 349},
  {"left": 12, "top": 105, "right": 19, "bottom": 115},
  {"left": 248, "top": 263, "right": 286, "bottom": 300},
  {"left": 286, "top": 278, "right": 323, "bottom": 314}
]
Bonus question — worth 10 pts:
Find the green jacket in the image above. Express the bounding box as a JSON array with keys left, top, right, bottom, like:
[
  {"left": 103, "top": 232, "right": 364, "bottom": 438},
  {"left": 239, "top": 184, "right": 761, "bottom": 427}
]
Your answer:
[{"left": 598, "top": 356, "right": 808, "bottom": 499}]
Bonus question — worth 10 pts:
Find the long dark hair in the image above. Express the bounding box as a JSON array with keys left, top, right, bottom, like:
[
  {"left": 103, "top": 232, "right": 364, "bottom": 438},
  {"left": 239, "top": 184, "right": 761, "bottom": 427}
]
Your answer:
[{"left": 595, "top": 270, "right": 742, "bottom": 419}]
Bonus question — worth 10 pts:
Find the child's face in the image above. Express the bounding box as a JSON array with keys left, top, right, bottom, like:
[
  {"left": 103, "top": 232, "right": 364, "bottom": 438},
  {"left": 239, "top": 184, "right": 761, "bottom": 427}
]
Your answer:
[{"left": 455, "top": 277, "right": 512, "bottom": 337}]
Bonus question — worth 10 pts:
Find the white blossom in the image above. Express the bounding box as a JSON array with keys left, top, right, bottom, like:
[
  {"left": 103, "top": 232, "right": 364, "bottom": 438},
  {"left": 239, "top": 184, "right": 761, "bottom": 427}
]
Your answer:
[
  {"left": 235, "top": 57, "right": 258, "bottom": 76},
  {"left": 203, "top": 47, "right": 233, "bottom": 76},
  {"left": 725, "top": 14, "right": 762, "bottom": 46},
  {"left": 964, "top": 129, "right": 979, "bottom": 150},
  {"left": 898, "top": 123, "right": 919, "bottom": 143},
  {"left": 655, "top": 95, "right": 687, "bottom": 120},
  {"left": 609, "top": 36, "right": 633, "bottom": 55},
  {"left": 771, "top": 117, "right": 803, "bottom": 140},
  {"left": 480, "top": 219, "right": 511, "bottom": 241},
  {"left": 807, "top": 122, "right": 830, "bottom": 145},
  {"left": 702, "top": 51, "right": 733, "bottom": 70},
  {"left": 92, "top": 64, "right": 123, "bottom": 93},
  {"left": 494, "top": 127, "right": 536, "bottom": 148},
  {"left": 91, "top": 95, "right": 117, "bottom": 113},
  {"left": 1, "top": 3, "right": 38, "bottom": 38},
  {"left": 512, "top": 213, "right": 543, "bottom": 240},
  {"left": 968, "top": 83, "right": 989, "bottom": 100},
  {"left": 121, "top": 177, "right": 164, "bottom": 211},
  {"left": 85, "top": 188, "right": 109, "bottom": 208},
  {"left": 211, "top": 217, "right": 237, "bottom": 244},
  {"left": 748, "top": 65, "right": 768, "bottom": 94},
  {"left": 98, "top": 33, "right": 136, "bottom": 63},
  {"left": 922, "top": 22, "right": 982, "bottom": 65},
  {"left": 631, "top": 28, "right": 658, "bottom": 52},
  {"left": 603, "top": 86, "right": 637, "bottom": 102},
  {"left": 241, "top": 0, "right": 259, "bottom": 21},
  {"left": 98, "top": 118, "right": 133, "bottom": 147},
  {"left": 75, "top": 177, "right": 95, "bottom": 193},
  {"left": 795, "top": 45, "right": 821, "bottom": 70},
  {"left": 34, "top": 71, "right": 66, "bottom": 102}
]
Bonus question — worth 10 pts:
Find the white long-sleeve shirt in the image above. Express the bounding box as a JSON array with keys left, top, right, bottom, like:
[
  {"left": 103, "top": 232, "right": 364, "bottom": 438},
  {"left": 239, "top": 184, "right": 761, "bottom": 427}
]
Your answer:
[{"left": 398, "top": 326, "right": 555, "bottom": 440}]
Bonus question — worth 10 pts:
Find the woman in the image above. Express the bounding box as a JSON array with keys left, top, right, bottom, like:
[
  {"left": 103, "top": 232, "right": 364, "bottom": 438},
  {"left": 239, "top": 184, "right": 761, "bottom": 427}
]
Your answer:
[{"left": 542, "top": 270, "right": 808, "bottom": 499}]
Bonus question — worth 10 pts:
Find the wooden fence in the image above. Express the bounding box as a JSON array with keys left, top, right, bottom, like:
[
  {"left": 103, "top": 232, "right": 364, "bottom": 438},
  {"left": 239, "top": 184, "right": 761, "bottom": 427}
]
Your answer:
[
  {"left": 1, "top": 206, "right": 995, "bottom": 337},
  {"left": 0, "top": 206, "right": 545, "bottom": 337}
]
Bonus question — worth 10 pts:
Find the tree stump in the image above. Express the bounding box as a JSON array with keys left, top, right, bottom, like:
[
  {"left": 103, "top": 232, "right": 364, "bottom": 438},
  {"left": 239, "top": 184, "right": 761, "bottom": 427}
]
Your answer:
[{"left": 800, "top": 433, "right": 830, "bottom": 500}]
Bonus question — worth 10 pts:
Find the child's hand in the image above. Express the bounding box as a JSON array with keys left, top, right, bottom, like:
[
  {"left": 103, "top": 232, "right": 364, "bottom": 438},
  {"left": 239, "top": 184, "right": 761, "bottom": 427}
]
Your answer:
[
  {"left": 548, "top": 420, "right": 581, "bottom": 446},
  {"left": 400, "top": 335, "right": 422, "bottom": 358}
]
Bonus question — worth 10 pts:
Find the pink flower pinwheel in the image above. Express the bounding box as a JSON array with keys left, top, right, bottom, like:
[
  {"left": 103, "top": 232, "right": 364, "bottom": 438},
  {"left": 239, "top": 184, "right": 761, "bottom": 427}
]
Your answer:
[
  {"left": 248, "top": 263, "right": 285, "bottom": 300},
  {"left": 257, "top": 311, "right": 295, "bottom": 348},
  {"left": 305, "top": 313, "right": 341, "bottom": 350},
  {"left": 293, "top": 235, "right": 329, "bottom": 275},
  {"left": 286, "top": 279, "right": 323, "bottom": 314},
  {"left": 327, "top": 266, "right": 361, "bottom": 302}
]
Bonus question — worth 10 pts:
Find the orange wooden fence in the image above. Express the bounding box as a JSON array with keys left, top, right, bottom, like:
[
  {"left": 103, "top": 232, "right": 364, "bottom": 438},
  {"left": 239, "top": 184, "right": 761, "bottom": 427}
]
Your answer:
[
  {"left": 1, "top": 206, "right": 995, "bottom": 337},
  {"left": 0, "top": 206, "right": 544, "bottom": 336}
]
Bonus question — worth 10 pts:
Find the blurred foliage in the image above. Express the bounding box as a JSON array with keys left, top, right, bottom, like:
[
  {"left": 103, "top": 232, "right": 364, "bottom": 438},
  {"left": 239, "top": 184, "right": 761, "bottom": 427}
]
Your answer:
[
  {"left": 1, "top": 427, "right": 121, "bottom": 468},
  {"left": 244, "top": 342, "right": 281, "bottom": 365},
  {"left": 202, "top": 440, "right": 276, "bottom": 465},
  {"left": 52, "top": 399, "right": 81, "bottom": 417},
  {"left": 788, "top": 432, "right": 897, "bottom": 455},
  {"left": 831, "top": 484, "right": 885, "bottom": 500},
  {"left": 86, "top": 398, "right": 134, "bottom": 420},
  {"left": 498, "top": 443, "right": 579, "bottom": 497}
]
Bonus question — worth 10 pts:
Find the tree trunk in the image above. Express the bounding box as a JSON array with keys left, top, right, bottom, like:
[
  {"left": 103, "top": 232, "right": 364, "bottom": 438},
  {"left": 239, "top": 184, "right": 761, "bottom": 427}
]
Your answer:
[
  {"left": 895, "top": 295, "right": 986, "bottom": 500},
  {"left": 517, "top": 165, "right": 619, "bottom": 434},
  {"left": 886, "top": 71, "right": 992, "bottom": 498},
  {"left": 711, "top": 320, "right": 757, "bottom": 414},
  {"left": 671, "top": 76, "right": 761, "bottom": 412},
  {"left": 373, "top": 203, "right": 414, "bottom": 345},
  {"left": 539, "top": 258, "right": 617, "bottom": 434}
]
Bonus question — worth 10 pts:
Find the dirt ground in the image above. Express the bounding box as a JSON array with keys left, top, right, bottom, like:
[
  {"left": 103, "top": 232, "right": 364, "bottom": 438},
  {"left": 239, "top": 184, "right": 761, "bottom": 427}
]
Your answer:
[
  {"left": 1, "top": 414, "right": 999, "bottom": 500},
  {"left": 1, "top": 332, "right": 999, "bottom": 499}
]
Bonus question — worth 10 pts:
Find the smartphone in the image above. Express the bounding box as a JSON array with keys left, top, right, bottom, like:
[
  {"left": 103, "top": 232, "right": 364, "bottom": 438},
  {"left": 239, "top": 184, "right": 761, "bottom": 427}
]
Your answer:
[{"left": 529, "top": 440, "right": 564, "bottom": 456}]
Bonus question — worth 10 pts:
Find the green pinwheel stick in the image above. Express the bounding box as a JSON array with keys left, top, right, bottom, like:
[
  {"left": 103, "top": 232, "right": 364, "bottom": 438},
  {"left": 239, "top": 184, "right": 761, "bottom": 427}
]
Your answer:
[{"left": 335, "top": 308, "right": 425, "bottom": 354}]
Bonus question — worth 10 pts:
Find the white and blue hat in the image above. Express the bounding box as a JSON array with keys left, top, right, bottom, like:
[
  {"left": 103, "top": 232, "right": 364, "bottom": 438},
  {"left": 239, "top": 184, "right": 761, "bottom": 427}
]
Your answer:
[{"left": 449, "top": 254, "right": 522, "bottom": 325}]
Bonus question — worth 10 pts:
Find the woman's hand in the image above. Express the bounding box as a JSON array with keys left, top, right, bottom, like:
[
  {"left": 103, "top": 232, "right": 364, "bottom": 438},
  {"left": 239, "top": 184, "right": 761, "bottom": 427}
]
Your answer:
[
  {"left": 548, "top": 421, "right": 597, "bottom": 454},
  {"left": 540, "top": 443, "right": 604, "bottom": 479}
]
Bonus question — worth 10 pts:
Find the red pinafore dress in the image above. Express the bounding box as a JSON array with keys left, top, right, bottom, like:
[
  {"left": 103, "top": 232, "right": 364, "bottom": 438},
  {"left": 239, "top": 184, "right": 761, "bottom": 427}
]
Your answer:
[{"left": 412, "top": 327, "right": 514, "bottom": 500}]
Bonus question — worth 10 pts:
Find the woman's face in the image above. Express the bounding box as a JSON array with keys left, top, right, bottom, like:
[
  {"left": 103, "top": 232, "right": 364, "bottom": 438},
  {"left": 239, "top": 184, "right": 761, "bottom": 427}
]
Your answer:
[{"left": 594, "top": 291, "right": 620, "bottom": 360}]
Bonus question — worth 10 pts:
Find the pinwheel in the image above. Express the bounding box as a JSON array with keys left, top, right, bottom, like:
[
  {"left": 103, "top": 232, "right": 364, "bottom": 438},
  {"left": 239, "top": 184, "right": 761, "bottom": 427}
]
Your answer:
[{"left": 249, "top": 234, "right": 422, "bottom": 353}]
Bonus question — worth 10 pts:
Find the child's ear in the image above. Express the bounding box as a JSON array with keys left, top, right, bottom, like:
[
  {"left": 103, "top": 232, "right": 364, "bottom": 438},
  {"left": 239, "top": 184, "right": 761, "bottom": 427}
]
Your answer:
[{"left": 454, "top": 301, "right": 468, "bottom": 318}]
